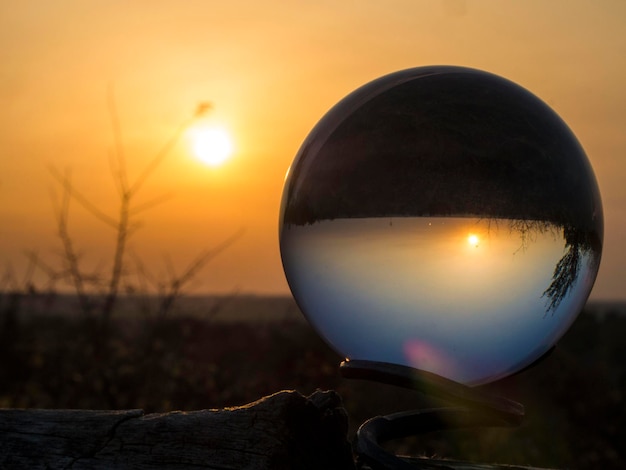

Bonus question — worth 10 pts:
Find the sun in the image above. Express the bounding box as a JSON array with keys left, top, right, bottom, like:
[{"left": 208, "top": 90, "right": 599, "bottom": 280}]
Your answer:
[
  {"left": 191, "top": 126, "right": 233, "bottom": 166},
  {"left": 467, "top": 234, "right": 480, "bottom": 247}
]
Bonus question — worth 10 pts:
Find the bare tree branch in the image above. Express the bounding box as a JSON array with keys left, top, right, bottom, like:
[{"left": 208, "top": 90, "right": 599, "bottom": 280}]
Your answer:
[
  {"left": 0, "top": 264, "right": 18, "bottom": 292},
  {"left": 177, "top": 228, "right": 245, "bottom": 288},
  {"left": 130, "top": 252, "right": 159, "bottom": 291},
  {"left": 155, "top": 228, "right": 246, "bottom": 317},
  {"left": 49, "top": 166, "right": 118, "bottom": 229},
  {"left": 128, "top": 123, "right": 189, "bottom": 196},
  {"left": 109, "top": 149, "right": 125, "bottom": 199},
  {"left": 37, "top": 99, "right": 226, "bottom": 323},
  {"left": 163, "top": 253, "right": 177, "bottom": 281},
  {"left": 20, "top": 250, "right": 38, "bottom": 290},
  {"left": 53, "top": 172, "right": 93, "bottom": 315},
  {"left": 129, "top": 193, "right": 174, "bottom": 215}
]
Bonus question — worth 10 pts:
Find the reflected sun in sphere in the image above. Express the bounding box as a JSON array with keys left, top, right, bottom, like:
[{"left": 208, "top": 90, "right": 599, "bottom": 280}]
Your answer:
[
  {"left": 467, "top": 234, "right": 479, "bottom": 248},
  {"left": 190, "top": 126, "right": 234, "bottom": 167}
]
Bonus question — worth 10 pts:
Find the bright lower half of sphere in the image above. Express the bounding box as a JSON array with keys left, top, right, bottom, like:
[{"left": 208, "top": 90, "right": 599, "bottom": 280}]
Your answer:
[{"left": 280, "top": 217, "right": 599, "bottom": 385}]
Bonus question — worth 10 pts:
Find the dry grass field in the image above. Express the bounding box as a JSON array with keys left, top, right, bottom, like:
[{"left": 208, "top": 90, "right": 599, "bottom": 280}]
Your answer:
[{"left": 1, "top": 294, "right": 624, "bottom": 469}]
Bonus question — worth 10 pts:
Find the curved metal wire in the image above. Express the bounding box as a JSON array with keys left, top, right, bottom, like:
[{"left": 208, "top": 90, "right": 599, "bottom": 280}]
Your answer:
[{"left": 340, "top": 360, "right": 528, "bottom": 470}]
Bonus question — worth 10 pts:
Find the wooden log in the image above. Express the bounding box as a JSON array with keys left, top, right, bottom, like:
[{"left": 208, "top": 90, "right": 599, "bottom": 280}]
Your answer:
[{"left": 0, "top": 390, "right": 355, "bottom": 470}]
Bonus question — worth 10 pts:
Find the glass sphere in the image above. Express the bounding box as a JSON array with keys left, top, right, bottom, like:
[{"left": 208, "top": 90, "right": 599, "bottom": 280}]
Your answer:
[{"left": 279, "top": 66, "right": 603, "bottom": 386}]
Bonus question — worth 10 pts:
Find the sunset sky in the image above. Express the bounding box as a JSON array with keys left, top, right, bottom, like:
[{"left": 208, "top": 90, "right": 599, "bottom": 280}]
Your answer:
[{"left": 1, "top": 1, "right": 625, "bottom": 300}]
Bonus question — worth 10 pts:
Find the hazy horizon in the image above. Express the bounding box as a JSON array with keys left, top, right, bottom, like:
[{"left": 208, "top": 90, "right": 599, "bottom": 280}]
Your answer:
[{"left": 2, "top": 1, "right": 625, "bottom": 301}]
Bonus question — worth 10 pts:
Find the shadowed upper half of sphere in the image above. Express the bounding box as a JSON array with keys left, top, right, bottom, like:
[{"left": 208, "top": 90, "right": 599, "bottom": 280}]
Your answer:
[{"left": 282, "top": 66, "right": 602, "bottom": 237}]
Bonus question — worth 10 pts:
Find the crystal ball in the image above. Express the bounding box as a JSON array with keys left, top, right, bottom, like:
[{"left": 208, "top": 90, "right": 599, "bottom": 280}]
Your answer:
[{"left": 279, "top": 66, "right": 603, "bottom": 386}]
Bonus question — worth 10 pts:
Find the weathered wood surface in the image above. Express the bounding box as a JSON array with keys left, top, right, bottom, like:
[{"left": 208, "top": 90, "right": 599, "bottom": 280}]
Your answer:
[{"left": 0, "top": 390, "right": 355, "bottom": 470}]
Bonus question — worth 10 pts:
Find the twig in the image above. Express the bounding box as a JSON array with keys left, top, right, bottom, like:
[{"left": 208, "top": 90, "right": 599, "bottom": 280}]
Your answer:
[
  {"left": 51, "top": 171, "right": 93, "bottom": 315},
  {"left": 48, "top": 166, "right": 118, "bottom": 229},
  {"left": 129, "top": 193, "right": 174, "bottom": 215},
  {"left": 156, "top": 228, "right": 245, "bottom": 317}
]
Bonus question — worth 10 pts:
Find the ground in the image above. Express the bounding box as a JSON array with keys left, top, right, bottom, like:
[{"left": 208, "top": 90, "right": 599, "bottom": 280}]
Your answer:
[{"left": 0, "top": 296, "right": 624, "bottom": 469}]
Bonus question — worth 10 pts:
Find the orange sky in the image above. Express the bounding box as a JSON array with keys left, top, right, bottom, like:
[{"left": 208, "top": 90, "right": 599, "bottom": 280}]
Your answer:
[{"left": 1, "top": 1, "right": 625, "bottom": 299}]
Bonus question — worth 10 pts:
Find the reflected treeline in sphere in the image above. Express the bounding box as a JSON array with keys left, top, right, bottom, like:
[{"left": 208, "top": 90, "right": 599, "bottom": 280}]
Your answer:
[{"left": 279, "top": 66, "right": 603, "bottom": 386}]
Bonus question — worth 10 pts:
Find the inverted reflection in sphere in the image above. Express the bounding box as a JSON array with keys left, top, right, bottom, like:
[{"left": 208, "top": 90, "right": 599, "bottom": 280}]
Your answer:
[{"left": 279, "top": 66, "right": 603, "bottom": 386}]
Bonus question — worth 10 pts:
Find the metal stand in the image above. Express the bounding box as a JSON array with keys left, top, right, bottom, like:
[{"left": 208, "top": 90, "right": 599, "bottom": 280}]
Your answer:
[{"left": 340, "top": 360, "right": 528, "bottom": 470}]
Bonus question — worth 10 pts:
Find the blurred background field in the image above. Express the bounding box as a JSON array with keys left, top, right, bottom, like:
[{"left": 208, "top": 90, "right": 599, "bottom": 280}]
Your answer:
[{"left": 0, "top": 294, "right": 624, "bottom": 469}]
